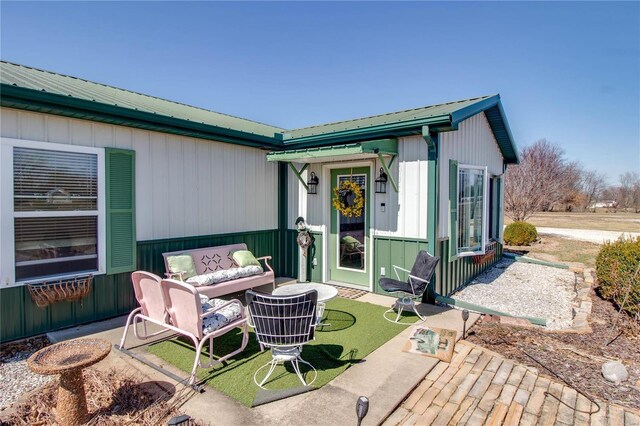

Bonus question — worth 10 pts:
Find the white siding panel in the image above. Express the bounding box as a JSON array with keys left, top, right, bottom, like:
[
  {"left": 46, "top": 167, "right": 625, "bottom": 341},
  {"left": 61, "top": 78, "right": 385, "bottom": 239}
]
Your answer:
[
  {"left": 374, "top": 135, "right": 427, "bottom": 239},
  {"left": 45, "top": 115, "right": 70, "bottom": 144},
  {"left": 306, "top": 163, "right": 323, "bottom": 226},
  {"left": 182, "top": 138, "right": 199, "bottom": 237},
  {"left": 196, "top": 141, "right": 213, "bottom": 235},
  {"left": 1, "top": 109, "right": 19, "bottom": 138},
  {"left": 151, "top": 133, "right": 170, "bottom": 239},
  {"left": 132, "top": 130, "right": 153, "bottom": 239},
  {"left": 20, "top": 112, "right": 45, "bottom": 141},
  {"left": 438, "top": 112, "right": 504, "bottom": 238},
  {"left": 0, "top": 107, "right": 278, "bottom": 241}
]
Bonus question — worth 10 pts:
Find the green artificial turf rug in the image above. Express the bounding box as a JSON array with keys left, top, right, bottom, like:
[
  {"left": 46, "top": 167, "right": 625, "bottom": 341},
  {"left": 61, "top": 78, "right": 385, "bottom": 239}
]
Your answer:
[{"left": 147, "top": 297, "right": 417, "bottom": 407}]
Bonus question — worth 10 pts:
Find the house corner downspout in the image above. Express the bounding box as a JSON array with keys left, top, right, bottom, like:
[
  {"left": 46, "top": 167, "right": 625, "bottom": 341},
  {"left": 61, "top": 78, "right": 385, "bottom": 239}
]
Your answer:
[{"left": 422, "top": 125, "right": 439, "bottom": 304}]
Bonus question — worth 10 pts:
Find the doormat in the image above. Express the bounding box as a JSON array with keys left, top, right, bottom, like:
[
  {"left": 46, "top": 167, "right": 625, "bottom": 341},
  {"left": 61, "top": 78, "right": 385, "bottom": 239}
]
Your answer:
[{"left": 402, "top": 326, "right": 457, "bottom": 363}]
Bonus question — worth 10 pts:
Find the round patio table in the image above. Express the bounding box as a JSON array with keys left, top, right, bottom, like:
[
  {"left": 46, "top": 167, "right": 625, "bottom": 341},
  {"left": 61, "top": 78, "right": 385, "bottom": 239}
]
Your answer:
[
  {"left": 27, "top": 338, "right": 112, "bottom": 426},
  {"left": 272, "top": 283, "right": 339, "bottom": 326}
]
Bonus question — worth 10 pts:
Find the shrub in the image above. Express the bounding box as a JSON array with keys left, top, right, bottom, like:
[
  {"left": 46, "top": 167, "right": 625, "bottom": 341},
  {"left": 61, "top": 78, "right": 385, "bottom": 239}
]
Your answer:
[
  {"left": 596, "top": 237, "right": 640, "bottom": 317},
  {"left": 503, "top": 221, "right": 538, "bottom": 246}
]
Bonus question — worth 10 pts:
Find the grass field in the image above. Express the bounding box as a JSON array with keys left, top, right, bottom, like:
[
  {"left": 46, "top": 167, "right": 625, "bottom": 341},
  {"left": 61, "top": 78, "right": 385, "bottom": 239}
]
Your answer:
[
  {"left": 505, "top": 211, "right": 640, "bottom": 232},
  {"left": 505, "top": 234, "right": 601, "bottom": 268}
]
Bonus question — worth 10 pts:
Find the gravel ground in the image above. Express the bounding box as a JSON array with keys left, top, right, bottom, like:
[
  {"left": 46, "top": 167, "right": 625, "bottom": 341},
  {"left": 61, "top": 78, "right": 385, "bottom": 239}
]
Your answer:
[
  {"left": 536, "top": 227, "right": 640, "bottom": 244},
  {"left": 0, "top": 337, "right": 53, "bottom": 410},
  {"left": 453, "top": 259, "right": 577, "bottom": 330}
]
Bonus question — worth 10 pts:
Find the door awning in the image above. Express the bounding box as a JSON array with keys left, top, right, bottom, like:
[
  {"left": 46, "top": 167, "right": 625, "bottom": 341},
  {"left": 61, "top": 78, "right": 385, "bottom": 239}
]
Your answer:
[{"left": 266, "top": 139, "right": 397, "bottom": 163}]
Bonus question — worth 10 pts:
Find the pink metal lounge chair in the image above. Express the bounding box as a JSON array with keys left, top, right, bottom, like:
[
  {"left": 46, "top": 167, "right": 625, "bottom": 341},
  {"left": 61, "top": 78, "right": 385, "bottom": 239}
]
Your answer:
[
  {"left": 119, "top": 271, "right": 172, "bottom": 351},
  {"left": 161, "top": 279, "right": 249, "bottom": 385}
]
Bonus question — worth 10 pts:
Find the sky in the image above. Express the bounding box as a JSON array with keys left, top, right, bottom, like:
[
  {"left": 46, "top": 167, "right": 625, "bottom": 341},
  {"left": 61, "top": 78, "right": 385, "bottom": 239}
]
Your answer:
[{"left": 1, "top": 1, "right": 638, "bottom": 183}]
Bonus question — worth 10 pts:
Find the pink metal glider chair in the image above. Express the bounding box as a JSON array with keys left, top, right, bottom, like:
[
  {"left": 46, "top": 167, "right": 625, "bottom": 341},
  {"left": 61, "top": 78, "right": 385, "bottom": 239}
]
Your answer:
[
  {"left": 161, "top": 279, "right": 249, "bottom": 385},
  {"left": 119, "top": 271, "right": 172, "bottom": 350}
]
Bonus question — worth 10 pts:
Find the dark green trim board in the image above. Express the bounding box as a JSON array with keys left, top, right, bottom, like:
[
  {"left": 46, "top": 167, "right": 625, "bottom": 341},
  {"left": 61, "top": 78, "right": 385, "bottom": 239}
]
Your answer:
[
  {"left": 288, "top": 162, "right": 309, "bottom": 191},
  {"left": 106, "top": 148, "right": 137, "bottom": 274},
  {"left": 0, "top": 229, "right": 298, "bottom": 343},
  {"left": 502, "top": 253, "right": 569, "bottom": 269},
  {"left": 448, "top": 160, "right": 459, "bottom": 260},
  {"left": 278, "top": 162, "right": 288, "bottom": 232},
  {"left": 435, "top": 295, "right": 546, "bottom": 326},
  {"left": 423, "top": 127, "right": 439, "bottom": 256}
]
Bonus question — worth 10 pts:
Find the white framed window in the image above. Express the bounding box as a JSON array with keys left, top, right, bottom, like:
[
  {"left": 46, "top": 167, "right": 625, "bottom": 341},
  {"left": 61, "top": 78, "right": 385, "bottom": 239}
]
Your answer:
[
  {"left": 457, "top": 164, "right": 488, "bottom": 256},
  {"left": 0, "top": 138, "right": 106, "bottom": 287}
]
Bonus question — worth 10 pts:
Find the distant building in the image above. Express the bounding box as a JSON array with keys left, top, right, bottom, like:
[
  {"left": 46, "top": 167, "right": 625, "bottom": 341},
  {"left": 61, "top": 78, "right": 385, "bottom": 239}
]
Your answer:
[{"left": 588, "top": 201, "right": 618, "bottom": 209}]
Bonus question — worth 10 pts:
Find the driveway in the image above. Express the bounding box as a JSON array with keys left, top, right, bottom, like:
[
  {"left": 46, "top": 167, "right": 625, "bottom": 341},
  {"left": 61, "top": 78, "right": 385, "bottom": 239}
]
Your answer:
[{"left": 536, "top": 227, "right": 640, "bottom": 244}]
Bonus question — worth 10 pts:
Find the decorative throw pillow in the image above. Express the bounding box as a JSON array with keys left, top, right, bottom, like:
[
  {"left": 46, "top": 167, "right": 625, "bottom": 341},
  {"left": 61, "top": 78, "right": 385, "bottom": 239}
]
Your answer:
[
  {"left": 166, "top": 255, "right": 197, "bottom": 280},
  {"left": 232, "top": 250, "right": 261, "bottom": 267}
]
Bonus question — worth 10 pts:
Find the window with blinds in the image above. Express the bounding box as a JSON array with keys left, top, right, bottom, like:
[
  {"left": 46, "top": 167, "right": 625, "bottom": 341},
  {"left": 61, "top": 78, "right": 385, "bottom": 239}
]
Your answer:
[{"left": 13, "top": 147, "right": 99, "bottom": 281}]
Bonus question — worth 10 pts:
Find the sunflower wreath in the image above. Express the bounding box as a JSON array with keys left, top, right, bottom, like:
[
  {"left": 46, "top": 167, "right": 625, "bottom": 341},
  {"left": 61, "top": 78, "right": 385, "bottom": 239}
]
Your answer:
[{"left": 332, "top": 180, "right": 364, "bottom": 218}]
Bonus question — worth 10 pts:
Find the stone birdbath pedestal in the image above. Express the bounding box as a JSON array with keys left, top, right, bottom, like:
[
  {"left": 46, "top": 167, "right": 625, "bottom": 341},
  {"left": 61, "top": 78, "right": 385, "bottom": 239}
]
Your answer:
[{"left": 27, "top": 338, "right": 112, "bottom": 426}]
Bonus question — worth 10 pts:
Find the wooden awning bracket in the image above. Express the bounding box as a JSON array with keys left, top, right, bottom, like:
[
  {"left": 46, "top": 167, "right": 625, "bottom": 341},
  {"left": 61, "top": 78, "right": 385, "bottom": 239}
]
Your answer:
[
  {"left": 288, "top": 162, "right": 310, "bottom": 190},
  {"left": 377, "top": 153, "right": 398, "bottom": 193}
]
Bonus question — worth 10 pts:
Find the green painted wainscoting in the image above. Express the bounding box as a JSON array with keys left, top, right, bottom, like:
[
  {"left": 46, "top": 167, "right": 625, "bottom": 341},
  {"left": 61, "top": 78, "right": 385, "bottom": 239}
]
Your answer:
[
  {"left": 373, "top": 236, "right": 429, "bottom": 294},
  {"left": 434, "top": 239, "right": 503, "bottom": 296},
  {"left": 372, "top": 237, "right": 502, "bottom": 297},
  {"left": 0, "top": 229, "right": 299, "bottom": 343}
]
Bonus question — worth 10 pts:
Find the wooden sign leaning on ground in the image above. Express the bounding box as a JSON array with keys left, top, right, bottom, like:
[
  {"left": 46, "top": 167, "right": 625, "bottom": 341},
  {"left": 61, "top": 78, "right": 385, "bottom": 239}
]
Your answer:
[{"left": 402, "top": 326, "right": 457, "bottom": 363}]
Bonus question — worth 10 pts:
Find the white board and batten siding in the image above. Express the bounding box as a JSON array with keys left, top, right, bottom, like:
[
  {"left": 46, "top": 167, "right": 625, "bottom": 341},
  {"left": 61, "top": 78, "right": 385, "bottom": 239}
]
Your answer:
[
  {"left": 286, "top": 135, "right": 429, "bottom": 240},
  {"left": 0, "top": 107, "right": 278, "bottom": 241},
  {"left": 438, "top": 112, "right": 505, "bottom": 238}
]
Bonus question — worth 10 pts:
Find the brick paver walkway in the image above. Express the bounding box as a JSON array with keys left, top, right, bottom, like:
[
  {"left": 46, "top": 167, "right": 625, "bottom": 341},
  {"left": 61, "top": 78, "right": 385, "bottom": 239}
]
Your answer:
[{"left": 384, "top": 340, "right": 640, "bottom": 425}]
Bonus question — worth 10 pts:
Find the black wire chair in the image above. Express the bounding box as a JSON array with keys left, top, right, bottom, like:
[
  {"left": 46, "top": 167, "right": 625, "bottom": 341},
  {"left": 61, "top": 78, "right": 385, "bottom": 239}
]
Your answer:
[
  {"left": 246, "top": 289, "right": 318, "bottom": 388},
  {"left": 379, "top": 251, "right": 440, "bottom": 323}
]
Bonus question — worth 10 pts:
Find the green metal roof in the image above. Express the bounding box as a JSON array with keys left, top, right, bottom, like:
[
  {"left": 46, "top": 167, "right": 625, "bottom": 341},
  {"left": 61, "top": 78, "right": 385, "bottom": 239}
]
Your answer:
[
  {"left": 0, "top": 61, "right": 284, "bottom": 140},
  {"left": 266, "top": 139, "right": 397, "bottom": 163},
  {"left": 282, "top": 94, "right": 519, "bottom": 164},
  {"left": 283, "top": 96, "right": 491, "bottom": 140},
  {"left": 0, "top": 61, "right": 517, "bottom": 163}
]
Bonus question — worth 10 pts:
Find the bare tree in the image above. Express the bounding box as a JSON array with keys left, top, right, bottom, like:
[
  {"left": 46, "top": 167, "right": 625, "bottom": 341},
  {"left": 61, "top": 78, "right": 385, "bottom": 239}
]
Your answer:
[
  {"left": 504, "top": 139, "right": 580, "bottom": 221},
  {"left": 618, "top": 172, "right": 640, "bottom": 211},
  {"left": 581, "top": 169, "right": 608, "bottom": 211}
]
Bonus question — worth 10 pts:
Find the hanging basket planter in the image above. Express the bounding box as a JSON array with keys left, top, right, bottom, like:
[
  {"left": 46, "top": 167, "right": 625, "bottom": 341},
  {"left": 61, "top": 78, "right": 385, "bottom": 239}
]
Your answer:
[
  {"left": 472, "top": 250, "right": 495, "bottom": 265},
  {"left": 332, "top": 180, "right": 364, "bottom": 218},
  {"left": 27, "top": 275, "right": 93, "bottom": 308}
]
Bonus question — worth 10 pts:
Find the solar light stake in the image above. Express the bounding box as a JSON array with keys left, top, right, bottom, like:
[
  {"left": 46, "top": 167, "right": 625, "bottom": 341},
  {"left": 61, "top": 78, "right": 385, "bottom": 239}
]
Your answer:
[
  {"left": 461, "top": 309, "right": 470, "bottom": 339},
  {"left": 356, "top": 396, "right": 369, "bottom": 426}
]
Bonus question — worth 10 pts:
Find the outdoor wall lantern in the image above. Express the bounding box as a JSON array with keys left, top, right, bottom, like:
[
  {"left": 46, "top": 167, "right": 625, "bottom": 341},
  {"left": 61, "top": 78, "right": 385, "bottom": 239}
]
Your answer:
[
  {"left": 307, "top": 172, "right": 319, "bottom": 195},
  {"left": 375, "top": 168, "right": 388, "bottom": 194}
]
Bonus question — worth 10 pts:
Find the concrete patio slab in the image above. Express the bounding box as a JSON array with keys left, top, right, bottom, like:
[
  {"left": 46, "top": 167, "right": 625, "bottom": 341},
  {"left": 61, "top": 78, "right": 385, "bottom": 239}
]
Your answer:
[{"left": 46, "top": 288, "right": 478, "bottom": 426}]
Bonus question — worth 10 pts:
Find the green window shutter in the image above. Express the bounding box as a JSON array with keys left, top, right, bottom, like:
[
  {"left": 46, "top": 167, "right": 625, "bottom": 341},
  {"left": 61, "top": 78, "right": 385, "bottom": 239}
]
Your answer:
[
  {"left": 448, "top": 160, "right": 458, "bottom": 260},
  {"left": 106, "top": 148, "right": 136, "bottom": 274}
]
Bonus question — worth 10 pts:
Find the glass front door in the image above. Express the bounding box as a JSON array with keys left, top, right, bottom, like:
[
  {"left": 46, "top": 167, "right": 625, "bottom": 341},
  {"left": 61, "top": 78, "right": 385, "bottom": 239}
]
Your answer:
[{"left": 329, "top": 167, "right": 370, "bottom": 287}]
